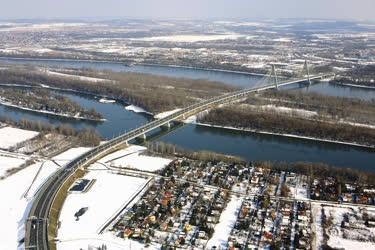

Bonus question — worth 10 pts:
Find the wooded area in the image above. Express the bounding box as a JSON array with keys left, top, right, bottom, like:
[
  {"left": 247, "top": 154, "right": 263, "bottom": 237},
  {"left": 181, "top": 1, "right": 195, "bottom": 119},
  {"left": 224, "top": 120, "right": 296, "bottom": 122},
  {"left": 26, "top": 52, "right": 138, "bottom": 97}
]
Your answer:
[
  {"left": 332, "top": 65, "right": 375, "bottom": 87},
  {"left": 251, "top": 90, "right": 375, "bottom": 124},
  {"left": 0, "top": 115, "right": 101, "bottom": 147},
  {"left": 257, "top": 161, "right": 375, "bottom": 186},
  {"left": 0, "top": 87, "right": 103, "bottom": 120},
  {"left": 0, "top": 67, "right": 236, "bottom": 113},
  {"left": 199, "top": 107, "right": 375, "bottom": 146}
]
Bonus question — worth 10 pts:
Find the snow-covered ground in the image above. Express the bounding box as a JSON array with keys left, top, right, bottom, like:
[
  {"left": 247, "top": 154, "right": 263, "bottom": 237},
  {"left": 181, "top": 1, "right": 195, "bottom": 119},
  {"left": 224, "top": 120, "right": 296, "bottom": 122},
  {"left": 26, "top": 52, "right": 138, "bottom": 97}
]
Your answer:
[
  {"left": 57, "top": 233, "right": 155, "bottom": 250},
  {"left": 154, "top": 108, "right": 181, "bottom": 119},
  {"left": 125, "top": 104, "right": 151, "bottom": 114},
  {"left": 0, "top": 147, "right": 90, "bottom": 250},
  {"left": 325, "top": 205, "right": 375, "bottom": 249},
  {"left": 0, "top": 127, "right": 39, "bottom": 150},
  {"left": 99, "top": 98, "right": 116, "bottom": 103},
  {"left": 311, "top": 204, "right": 375, "bottom": 250},
  {"left": 43, "top": 69, "right": 113, "bottom": 83},
  {"left": 56, "top": 145, "right": 173, "bottom": 250},
  {"left": 0, "top": 154, "right": 27, "bottom": 177},
  {"left": 99, "top": 145, "right": 172, "bottom": 172},
  {"left": 206, "top": 196, "right": 243, "bottom": 249},
  {"left": 295, "top": 175, "right": 309, "bottom": 200},
  {"left": 57, "top": 170, "right": 148, "bottom": 241},
  {"left": 248, "top": 104, "right": 318, "bottom": 118}
]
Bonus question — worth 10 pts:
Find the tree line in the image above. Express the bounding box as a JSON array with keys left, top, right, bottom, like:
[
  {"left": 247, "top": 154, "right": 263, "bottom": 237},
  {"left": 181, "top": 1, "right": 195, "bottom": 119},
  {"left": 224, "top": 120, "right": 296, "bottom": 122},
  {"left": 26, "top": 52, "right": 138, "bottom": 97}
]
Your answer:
[
  {"left": 199, "top": 107, "right": 375, "bottom": 146},
  {"left": 332, "top": 65, "right": 375, "bottom": 87},
  {"left": 253, "top": 90, "right": 375, "bottom": 124},
  {"left": 0, "top": 87, "right": 103, "bottom": 120},
  {"left": 0, "top": 67, "right": 236, "bottom": 113},
  {"left": 146, "top": 141, "right": 375, "bottom": 186},
  {"left": 0, "top": 115, "right": 101, "bottom": 147}
]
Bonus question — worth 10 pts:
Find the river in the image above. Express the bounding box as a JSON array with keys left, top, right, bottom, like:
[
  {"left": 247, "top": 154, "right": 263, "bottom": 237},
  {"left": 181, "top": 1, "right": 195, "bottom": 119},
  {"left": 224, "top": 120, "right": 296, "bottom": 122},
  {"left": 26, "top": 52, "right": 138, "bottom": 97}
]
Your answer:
[{"left": 0, "top": 57, "right": 374, "bottom": 172}]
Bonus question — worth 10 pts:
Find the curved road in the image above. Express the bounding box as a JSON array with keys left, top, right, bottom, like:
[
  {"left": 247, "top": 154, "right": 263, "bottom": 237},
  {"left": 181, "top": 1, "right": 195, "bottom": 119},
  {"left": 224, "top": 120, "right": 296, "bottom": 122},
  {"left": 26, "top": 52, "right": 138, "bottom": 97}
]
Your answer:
[{"left": 24, "top": 74, "right": 330, "bottom": 249}]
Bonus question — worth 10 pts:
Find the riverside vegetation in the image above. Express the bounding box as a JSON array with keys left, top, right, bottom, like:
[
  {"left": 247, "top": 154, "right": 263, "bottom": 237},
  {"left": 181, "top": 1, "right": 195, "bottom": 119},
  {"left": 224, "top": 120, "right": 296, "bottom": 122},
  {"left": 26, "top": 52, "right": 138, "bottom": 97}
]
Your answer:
[
  {"left": 199, "top": 91, "right": 375, "bottom": 147},
  {"left": 332, "top": 65, "right": 375, "bottom": 88},
  {"left": 0, "top": 87, "right": 103, "bottom": 121},
  {"left": 146, "top": 141, "right": 375, "bottom": 186},
  {"left": 0, "top": 66, "right": 236, "bottom": 113},
  {"left": 0, "top": 116, "right": 102, "bottom": 147}
]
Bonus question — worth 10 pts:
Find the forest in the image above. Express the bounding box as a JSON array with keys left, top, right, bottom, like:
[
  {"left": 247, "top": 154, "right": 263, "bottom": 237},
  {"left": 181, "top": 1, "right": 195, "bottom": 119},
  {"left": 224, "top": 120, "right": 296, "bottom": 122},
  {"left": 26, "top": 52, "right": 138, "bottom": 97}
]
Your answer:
[
  {"left": 332, "top": 65, "right": 375, "bottom": 87},
  {"left": 0, "top": 66, "right": 236, "bottom": 113},
  {"left": 251, "top": 90, "right": 375, "bottom": 124},
  {"left": 199, "top": 107, "right": 375, "bottom": 146},
  {"left": 0, "top": 87, "right": 103, "bottom": 120}
]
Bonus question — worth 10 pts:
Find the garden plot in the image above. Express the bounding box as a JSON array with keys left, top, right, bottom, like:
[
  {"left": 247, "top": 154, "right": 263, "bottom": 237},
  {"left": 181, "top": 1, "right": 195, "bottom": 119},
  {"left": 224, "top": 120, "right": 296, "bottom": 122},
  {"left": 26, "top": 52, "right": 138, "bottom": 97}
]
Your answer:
[{"left": 313, "top": 204, "right": 375, "bottom": 249}]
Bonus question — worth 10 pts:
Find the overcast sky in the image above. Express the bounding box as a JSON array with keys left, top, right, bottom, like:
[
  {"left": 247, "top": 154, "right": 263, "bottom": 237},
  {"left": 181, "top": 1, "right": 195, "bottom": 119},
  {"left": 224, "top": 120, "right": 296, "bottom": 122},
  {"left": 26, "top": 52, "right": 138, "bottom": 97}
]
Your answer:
[{"left": 1, "top": 0, "right": 374, "bottom": 21}]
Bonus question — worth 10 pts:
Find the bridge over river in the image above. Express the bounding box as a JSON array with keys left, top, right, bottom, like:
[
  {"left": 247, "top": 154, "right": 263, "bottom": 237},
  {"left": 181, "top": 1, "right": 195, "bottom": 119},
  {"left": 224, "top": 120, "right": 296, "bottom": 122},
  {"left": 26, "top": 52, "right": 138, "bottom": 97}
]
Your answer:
[{"left": 25, "top": 72, "right": 333, "bottom": 249}]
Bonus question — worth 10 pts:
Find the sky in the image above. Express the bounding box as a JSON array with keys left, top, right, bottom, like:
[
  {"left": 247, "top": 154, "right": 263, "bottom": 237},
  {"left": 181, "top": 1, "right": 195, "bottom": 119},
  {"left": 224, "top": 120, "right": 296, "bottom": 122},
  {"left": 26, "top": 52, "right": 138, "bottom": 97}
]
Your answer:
[{"left": 1, "top": 0, "right": 375, "bottom": 21}]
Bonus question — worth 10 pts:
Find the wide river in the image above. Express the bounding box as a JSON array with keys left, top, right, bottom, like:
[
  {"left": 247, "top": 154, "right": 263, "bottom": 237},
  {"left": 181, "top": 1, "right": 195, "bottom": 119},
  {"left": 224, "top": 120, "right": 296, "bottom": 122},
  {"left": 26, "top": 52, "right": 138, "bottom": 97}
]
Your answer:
[{"left": 0, "top": 58, "right": 374, "bottom": 172}]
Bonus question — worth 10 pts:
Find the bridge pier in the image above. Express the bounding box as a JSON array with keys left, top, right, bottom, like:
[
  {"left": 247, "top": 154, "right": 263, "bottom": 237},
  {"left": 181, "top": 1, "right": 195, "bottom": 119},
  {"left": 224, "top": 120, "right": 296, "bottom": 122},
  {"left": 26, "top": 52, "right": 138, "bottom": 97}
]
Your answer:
[
  {"left": 136, "top": 133, "right": 146, "bottom": 142},
  {"left": 161, "top": 122, "right": 171, "bottom": 130}
]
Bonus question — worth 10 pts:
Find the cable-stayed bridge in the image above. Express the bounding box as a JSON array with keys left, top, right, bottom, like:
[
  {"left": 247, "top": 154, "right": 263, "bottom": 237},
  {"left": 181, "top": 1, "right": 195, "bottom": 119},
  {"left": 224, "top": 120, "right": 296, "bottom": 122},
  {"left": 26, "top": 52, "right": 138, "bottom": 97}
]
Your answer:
[{"left": 25, "top": 63, "right": 333, "bottom": 250}]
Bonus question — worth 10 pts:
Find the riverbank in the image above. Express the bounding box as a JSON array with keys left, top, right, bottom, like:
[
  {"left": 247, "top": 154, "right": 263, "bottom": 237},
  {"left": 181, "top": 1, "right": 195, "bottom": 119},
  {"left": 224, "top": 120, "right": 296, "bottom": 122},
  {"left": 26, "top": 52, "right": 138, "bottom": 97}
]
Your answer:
[
  {"left": 332, "top": 82, "right": 375, "bottom": 90},
  {"left": 0, "top": 56, "right": 269, "bottom": 78},
  {"left": 0, "top": 64, "right": 236, "bottom": 113},
  {"left": 0, "top": 100, "right": 106, "bottom": 122},
  {"left": 193, "top": 121, "right": 375, "bottom": 149},
  {"left": 197, "top": 106, "right": 375, "bottom": 149}
]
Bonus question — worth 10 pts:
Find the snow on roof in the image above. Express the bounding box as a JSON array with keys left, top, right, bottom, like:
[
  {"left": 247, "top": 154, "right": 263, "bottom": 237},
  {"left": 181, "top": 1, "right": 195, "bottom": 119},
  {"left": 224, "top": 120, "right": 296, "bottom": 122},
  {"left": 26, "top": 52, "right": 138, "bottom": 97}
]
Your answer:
[{"left": 0, "top": 127, "right": 39, "bottom": 150}]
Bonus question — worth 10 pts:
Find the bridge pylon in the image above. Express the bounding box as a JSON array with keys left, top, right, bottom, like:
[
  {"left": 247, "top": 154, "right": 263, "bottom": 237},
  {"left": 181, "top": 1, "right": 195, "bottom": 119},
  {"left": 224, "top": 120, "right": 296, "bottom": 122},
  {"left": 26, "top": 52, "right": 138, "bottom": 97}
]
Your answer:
[
  {"left": 303, "top": 60, "right": 311, "bottom": 85},
  {"left": 271, "top": 64, "right": 279, "bottom": 90}
]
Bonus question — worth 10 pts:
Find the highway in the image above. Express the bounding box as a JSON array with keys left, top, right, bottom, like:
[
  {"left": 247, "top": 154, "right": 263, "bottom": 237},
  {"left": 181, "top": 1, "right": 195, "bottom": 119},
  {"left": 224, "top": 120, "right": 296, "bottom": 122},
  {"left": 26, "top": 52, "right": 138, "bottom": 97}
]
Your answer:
[{"left": 24, "top": 74, "right": 331, "bottom": 249}]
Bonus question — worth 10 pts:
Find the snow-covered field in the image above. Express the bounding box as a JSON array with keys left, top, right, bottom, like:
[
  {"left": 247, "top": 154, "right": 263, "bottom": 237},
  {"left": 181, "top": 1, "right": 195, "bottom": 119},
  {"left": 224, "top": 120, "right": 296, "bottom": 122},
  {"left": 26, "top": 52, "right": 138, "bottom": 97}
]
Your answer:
[
  {"left": 206, "top": 196, "right": 242, "bottom": 249},
  {"left": 0, "top": 127, "right": 39, "bottom": 150},
  {"left": 57, "top": 233, "right": 152, "bottom": 250},
  {"left": 0, "top": 154, "right": 27, "bottom": 177},
  {"left": 99, "top": 145, "right": 172, "bottom": 172},
  {"left": 56, "top": 145, "right": 173, "bottom": 250},
  {"left": 312, "top": 204, "right": 375, "bottom": 249},
  {"left": 57, "top": 170, "right": 148, "bottom": 241},
  {"left": 0, "top": 147, "right": 90, "bottom": 250}
]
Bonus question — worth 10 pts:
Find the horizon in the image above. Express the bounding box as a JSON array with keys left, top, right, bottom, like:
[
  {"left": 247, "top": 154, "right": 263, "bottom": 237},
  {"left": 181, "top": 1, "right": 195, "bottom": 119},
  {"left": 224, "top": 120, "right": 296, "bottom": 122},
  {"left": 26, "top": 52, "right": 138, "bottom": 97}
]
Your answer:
[{"left": 1, "top": 0, "right": 375, "bottom": 21}]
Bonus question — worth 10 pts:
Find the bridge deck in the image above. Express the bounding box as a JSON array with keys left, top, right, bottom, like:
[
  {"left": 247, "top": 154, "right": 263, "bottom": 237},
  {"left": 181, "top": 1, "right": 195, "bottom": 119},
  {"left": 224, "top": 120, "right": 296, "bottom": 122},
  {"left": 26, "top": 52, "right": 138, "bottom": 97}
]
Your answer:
[{"left": 24, "top": 73, "right": 332, "bottom": 249}]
